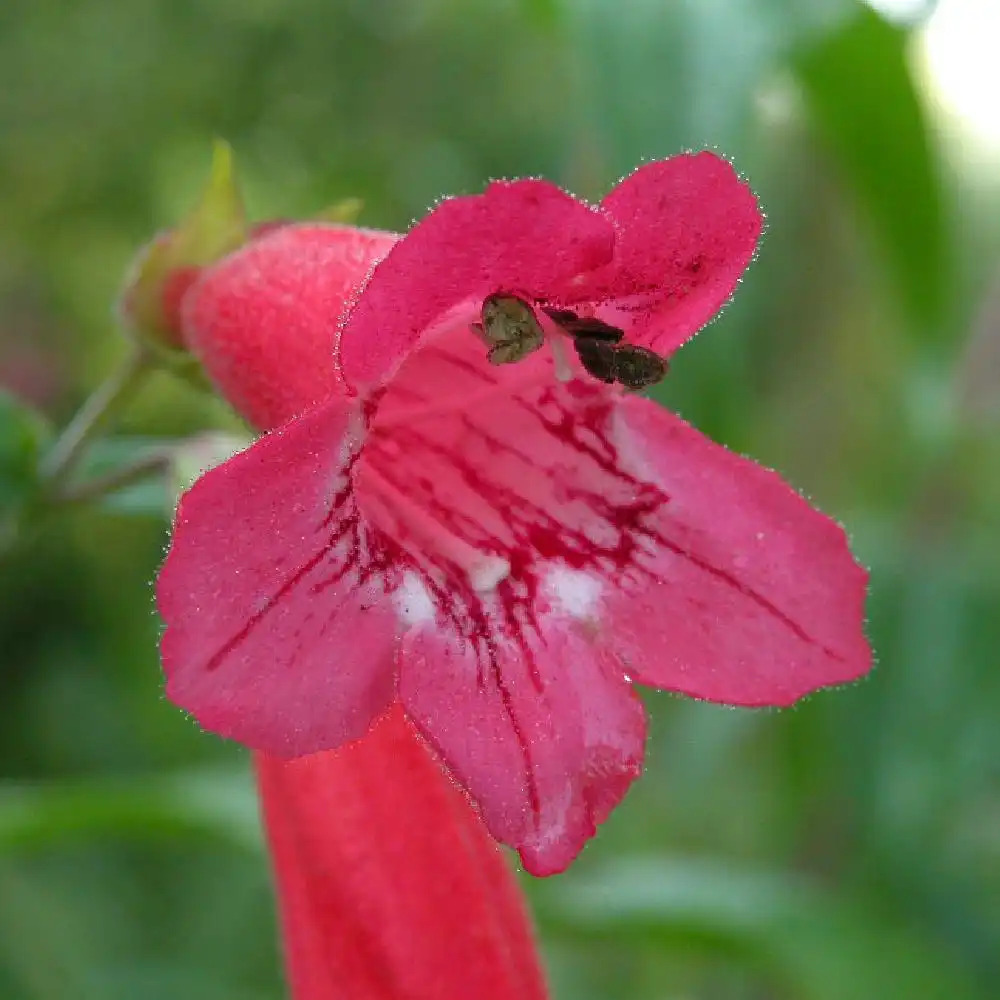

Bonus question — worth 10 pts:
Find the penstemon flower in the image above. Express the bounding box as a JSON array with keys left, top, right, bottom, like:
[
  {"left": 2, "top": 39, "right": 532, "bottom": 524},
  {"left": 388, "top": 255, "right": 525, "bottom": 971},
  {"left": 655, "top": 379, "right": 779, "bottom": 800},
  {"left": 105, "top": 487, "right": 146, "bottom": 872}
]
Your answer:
[
  {"left": 137, "top": 217, "right": 549, "bottom": 998},
  {"left": 257, "top": 709, "right": 548, "bottom": 1000},
  {"left": 157, "top": 151, "right": 871, "bottom": 875}
]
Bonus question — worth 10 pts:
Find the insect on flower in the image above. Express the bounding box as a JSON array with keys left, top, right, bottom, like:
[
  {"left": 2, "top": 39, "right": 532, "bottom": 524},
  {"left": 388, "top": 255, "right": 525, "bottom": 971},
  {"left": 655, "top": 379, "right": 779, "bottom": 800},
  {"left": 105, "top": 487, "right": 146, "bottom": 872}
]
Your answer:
[
  {"left": 472, "top": 293, "right": 545, "bottom": 365},
  {"left": 544, "top": 306, "right": 669, "bottom": 390},
  {"left": 603, "top": 342, "right": 669, "bottom": 390}
]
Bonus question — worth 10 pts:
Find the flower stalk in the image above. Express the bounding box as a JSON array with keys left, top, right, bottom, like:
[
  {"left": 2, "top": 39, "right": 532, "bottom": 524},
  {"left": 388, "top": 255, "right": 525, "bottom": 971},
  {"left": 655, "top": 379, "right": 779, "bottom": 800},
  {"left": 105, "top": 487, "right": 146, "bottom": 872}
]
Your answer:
[{"left": 39, "top": 345, "right": 155, "bottom": 498}]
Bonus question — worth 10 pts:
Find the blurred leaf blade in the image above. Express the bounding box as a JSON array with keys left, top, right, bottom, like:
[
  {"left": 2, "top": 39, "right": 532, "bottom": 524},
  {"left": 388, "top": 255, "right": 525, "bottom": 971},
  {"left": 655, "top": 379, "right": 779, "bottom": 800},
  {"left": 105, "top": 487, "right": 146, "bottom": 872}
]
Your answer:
[
  {"left": 794, "top": 7, "right": 951, "bottom": 336},
  {"left": 0, "top": 389, "right": 49, "bottom": 515},
  {"left": 533, "top": 857, "right": 985, "bottom": 1000},
  {"left": 0, "top": 768, "right": 262, "bottom": 855},
  {"left": 520, "top": 0, "right": 561, "bottom": 30},
  {"left": 83, "top": 434, "right": 174, "bottom": 517},
  {"left": 0, "top": 865, "right": 103, "bottom": 1000},
  {"left": 565, "top": 0, "right": 857, "bottom": 183}
]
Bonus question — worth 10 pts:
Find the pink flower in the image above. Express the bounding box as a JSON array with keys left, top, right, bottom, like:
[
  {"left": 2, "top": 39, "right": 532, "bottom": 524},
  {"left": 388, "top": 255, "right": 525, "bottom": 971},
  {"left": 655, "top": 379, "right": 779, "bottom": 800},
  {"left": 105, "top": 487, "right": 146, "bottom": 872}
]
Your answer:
[
  {"left": 157, "top": 220, "right": 549, "bottom": 996},
  {"left": 158, "top": 152, "right": 871, "bottom": 875},
  {"left": 258, "top": 708, "right": 548, "bottom": 1000}
]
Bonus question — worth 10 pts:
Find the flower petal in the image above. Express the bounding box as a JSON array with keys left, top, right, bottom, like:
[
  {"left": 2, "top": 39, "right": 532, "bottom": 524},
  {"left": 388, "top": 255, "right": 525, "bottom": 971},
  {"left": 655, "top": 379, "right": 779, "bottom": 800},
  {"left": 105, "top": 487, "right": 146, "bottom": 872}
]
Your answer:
[
  {"left": 592, "top": 152, "right": 763, "bottom": 357},
  {"left": 605, "top": 397, "right": 871, "bottom": 704},
  {"left": 182, "top": 223, "right": 397, "bottom": 428},
  {"left": 337, "top": 180, "right": 615, "bottom": 392},
  {"left": 255, "top": 707, "right": 549, "bottom": 1000},
  {"left": 158, "top": 397, "right": 397, "bottom": 756},
  {"left": 399, "top": 617, "right": 646, "bottom": 876}
]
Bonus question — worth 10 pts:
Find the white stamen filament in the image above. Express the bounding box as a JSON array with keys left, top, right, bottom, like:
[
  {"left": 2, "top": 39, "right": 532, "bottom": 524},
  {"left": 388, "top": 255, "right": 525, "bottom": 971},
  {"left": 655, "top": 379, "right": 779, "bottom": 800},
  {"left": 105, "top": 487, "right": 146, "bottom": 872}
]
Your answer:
[{"left": 547, "top": 334, "right": 575, "bottom": 383}]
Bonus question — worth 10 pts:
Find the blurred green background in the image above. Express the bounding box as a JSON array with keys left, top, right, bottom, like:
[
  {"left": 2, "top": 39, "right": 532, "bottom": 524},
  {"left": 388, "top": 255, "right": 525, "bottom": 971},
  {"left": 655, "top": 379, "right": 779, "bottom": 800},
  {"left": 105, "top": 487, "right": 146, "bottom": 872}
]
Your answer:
[{"left": 1, "top": 0, "right": 999, "bottom": 997}]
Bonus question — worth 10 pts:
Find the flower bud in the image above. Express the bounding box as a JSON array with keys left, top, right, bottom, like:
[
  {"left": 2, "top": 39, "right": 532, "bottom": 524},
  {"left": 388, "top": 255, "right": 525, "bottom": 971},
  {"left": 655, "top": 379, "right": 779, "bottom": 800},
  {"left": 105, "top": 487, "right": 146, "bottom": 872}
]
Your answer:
[{"left": 119, "top": 140, "right": 246, "bottom": 353}]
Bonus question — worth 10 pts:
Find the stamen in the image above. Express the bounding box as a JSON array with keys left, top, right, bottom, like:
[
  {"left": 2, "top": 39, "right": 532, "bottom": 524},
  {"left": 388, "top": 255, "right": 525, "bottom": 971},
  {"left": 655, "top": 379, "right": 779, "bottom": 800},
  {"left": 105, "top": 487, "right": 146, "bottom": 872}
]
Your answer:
[{"left": 547, "top": 335, "right": 575, "bottom": 383}]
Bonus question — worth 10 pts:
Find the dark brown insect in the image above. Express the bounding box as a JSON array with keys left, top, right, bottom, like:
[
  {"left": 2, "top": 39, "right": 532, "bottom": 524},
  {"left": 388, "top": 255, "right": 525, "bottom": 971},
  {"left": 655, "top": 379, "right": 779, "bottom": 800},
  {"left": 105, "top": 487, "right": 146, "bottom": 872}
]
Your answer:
[
  {"left": 544, "top": 306, "right": 668, "bottom": 391},
  {"left": 606, "top": 343, "right": 669, "bottom": 390},
  {"left": 542, "top": 308, "right": 625, "bottom": 343},
  {"left": 571, "top": 335, "right": 618, "bottom": 384}
]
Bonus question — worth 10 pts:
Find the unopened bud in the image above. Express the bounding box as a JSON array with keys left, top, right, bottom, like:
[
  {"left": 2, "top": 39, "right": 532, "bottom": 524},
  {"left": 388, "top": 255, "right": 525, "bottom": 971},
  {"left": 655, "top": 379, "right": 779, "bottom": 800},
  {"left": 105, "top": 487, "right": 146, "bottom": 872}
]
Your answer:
[{"left": 119, "top": 140, "right": 247, "bottom": 352}]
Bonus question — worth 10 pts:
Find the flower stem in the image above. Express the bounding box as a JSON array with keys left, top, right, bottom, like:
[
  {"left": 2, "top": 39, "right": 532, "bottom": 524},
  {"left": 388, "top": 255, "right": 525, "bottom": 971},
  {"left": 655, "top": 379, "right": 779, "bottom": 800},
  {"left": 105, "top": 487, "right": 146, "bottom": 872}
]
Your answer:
[
  {"left": 52, "top": 448, "right": 173, "bottom": 506},
  {"left": 40, "top": 346, "right": 154, "bottom": 493}
]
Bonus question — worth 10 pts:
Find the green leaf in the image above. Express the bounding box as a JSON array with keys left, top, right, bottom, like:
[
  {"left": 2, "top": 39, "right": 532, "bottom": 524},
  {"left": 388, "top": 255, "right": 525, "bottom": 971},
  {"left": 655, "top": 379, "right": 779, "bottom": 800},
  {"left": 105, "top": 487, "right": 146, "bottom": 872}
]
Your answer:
[
  {"left": 84, "top": 965, "right": 277, "bottom": 1000},
  {"left": 98, "top": 478, "right": 170, "bottom": 517},
  {"left": 794, "top": 7, "right": 950, "bottom": 335},
  {"left": 532, "top": 857, "right": 985, "bottom": 1000},
  {"left": 83, "top": 435, "right": 174, "bottom": 518},
  {"left": 84, "top": 435, "right": 174, "bottom": 470},
  {"left": 564, "top": 0, "right": 856, "bottom": 183},
  {"left": 519, "top": 0, "right": 561, "bottom": 30},
  {"left": 0, "top": 390, "right": 49, "bottom": 505},
  {"left": 52, "top": 432, "right": 250, "bottom": 518},
  {"left": 0, "top": 864, "right": 103, "bottom": 1000},
  {"left": 0, "top": 767, "right": 262, "bottom": 855},
  {"left": 0, "top": 390, "right": 50, "bottom": 549}
]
